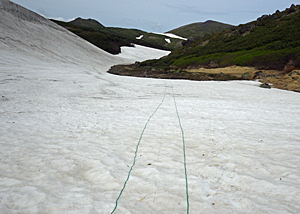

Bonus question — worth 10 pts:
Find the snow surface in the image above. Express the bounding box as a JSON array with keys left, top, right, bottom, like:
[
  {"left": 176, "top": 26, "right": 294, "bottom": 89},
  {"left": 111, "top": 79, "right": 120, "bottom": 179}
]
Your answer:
[
  {"left": 118, "top": 44, "right": 170, "bottom": 62},
  {"left": 165, "top": 38, "right": 171, "bottom": 44},
  {"left": 154, "top": 32, "right": 188, "bottom": 40},
  {"left": 136, "top": 35, "right": 143, "bottom": 40},
  {"left": 1, "top": 1, "right": 300, "bottom": 213}
]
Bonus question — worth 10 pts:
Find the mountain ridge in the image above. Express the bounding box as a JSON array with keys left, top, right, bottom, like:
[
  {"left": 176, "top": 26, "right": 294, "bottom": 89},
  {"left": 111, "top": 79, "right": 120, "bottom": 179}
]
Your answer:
[
  {"left": 167, "top": 20, "right": 232, "bottom": 39},
  {"left": 52, "top": 17, "right": 232, "bottom": 55},
  {"left": 52, "top": 17, "right": 183, "bottom": 54}
]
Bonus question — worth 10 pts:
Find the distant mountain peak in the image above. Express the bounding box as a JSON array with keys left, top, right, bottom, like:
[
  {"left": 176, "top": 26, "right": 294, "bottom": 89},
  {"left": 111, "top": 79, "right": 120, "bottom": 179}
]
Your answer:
[
  {"left": 69, "top": 17, "right": 105, "bottom": 30},
  {"left": 167, "top": 20, "right": 232, "bottom": 39}
]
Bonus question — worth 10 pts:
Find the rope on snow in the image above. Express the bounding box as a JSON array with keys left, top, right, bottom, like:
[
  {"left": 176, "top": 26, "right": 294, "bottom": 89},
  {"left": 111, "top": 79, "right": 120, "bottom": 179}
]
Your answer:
[
  {"left": 171, "top": 82, "right": 189, "bottom": 214},
  {"left": 111, "top": 82, "right": 189, "bottom": 214},
  {"left": 111, "top": 84, "right": 167, "bottom": 214}
]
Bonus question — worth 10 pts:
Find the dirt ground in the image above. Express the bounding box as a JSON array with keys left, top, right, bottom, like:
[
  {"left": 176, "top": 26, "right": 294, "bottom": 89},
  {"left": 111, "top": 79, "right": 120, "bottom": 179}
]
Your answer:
[
  {"left": 187, "top": 66, "right": 300, "bottom": 92},
  {"left": 108, "top": 65, "right": 300, "bottom": 93}
]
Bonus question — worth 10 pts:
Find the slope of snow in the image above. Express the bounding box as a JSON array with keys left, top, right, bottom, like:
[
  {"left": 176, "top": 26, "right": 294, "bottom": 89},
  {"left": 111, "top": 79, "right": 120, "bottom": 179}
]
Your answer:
[
  {"left": 154, "top": 32, "right": 187, "bottom": 40},
  {"left": 0, "top": 0, "right": 128, "bottom": 72},
  {"left": 118, "top": 44, "right": 170, "bottom": 61},
  {"left": 1, "top": 1, "right": 300, "bottom": 213}
]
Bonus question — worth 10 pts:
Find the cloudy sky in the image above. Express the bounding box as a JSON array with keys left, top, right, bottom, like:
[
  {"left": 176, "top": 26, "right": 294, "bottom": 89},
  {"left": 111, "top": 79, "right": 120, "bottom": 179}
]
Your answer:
[{"left": 12, "top": 0, "right": 298, "bottom": 32}]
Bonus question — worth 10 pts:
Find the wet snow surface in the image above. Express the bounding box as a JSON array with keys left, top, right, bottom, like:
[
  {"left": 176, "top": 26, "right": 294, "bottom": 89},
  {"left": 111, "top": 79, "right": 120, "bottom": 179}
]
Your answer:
[{"left": 1, "top": 1, "right": 300, "bottom": 213}]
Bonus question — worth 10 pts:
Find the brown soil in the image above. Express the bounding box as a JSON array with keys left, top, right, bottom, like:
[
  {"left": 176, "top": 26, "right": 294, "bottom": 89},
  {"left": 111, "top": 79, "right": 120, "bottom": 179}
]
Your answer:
[
  {"left": 189, "top": 66, "right": 300, "bottom": 92},
  {"left": 108, "top": 64, "right": 300, "bottom": 93},
  {"left": 108, "top": 65, "right": 241, "bottom": 81}
]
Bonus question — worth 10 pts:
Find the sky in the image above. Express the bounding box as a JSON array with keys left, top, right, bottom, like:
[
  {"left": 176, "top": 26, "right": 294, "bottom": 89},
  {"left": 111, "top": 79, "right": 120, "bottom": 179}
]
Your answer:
[{"left": 11, "top": 0, "right": 299, "bottom": 32}]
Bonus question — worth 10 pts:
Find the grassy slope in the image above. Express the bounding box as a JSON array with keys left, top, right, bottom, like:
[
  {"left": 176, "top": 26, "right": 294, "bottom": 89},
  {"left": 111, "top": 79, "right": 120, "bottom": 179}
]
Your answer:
[
  {"left": 143, "top": 5, "right": 300, "bottom": 71},
  {"left": 167, "top": 20, "right": 232, "bottom": 39},
  {"left": 51, "top": 18, "right": 182, "bottom": 54}
]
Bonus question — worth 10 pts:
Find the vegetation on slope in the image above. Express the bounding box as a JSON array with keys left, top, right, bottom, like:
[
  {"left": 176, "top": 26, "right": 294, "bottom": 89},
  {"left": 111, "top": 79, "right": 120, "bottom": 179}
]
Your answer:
[
  {"left": 51, "top": 18, "right": 183, "bottom": 54},
  {"left": 142, "top": 4, "right": 300, "bottom": 72},
  {"left": 52, "top": 17, "right": 234, "bottom": 55},
  {"left": 107, "top": 4, "right": 300, "bottom": 92}
]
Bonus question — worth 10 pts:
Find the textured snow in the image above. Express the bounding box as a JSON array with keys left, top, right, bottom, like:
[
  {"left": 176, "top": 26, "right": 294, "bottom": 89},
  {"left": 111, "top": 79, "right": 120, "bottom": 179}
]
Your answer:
[
  {"left": 118, "top": 44, "right": 170, "bottom": 62},
  {"left": 1, "top": 0, "right": 300, "bottom": 213}
]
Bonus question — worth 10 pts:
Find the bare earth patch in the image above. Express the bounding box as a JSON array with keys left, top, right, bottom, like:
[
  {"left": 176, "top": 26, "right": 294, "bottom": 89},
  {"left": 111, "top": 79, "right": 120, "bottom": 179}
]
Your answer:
[
  {"left": 108, "top": 65, "right": 300, "bottom": 92},
  {"left": 188, "top": 66, "right": 300, "bottom": 92}
]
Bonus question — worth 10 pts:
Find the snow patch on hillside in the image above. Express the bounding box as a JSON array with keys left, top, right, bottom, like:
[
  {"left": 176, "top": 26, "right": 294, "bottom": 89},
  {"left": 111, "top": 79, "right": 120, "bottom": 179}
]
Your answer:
[
  {"left": 136, "top": 35, "right": 143, "bottom": 40},
  {"left": 154, "top": 32, "right": 187, "bottom": 40},
  {"left": 118, "top": 44, "right": 170, "bottom": 61},
  {"left": 165, "top": 38, "right": 171, "bottom": 43}
]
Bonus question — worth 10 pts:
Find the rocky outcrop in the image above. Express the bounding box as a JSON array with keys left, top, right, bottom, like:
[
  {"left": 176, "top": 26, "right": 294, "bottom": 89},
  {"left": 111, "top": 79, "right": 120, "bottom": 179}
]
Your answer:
[
  {"left": 259, "top": 83, "right": 271, "bottom": 89},
  {"left": 257, "top": 15, "right": 269, "bottom": 22},
  {"left": 256, "top": 4, "right": 299, "bottom": 25},
  {"left": 182, "top": 38, "right": 195, "bottom": 46},
  {"left": 238, "top": 24, "right": 254, "bottom": 35},
  {"left": 241, "top": 72, "right": 251, "bottom": 79},
  {"left": 254, "top": 71, "right": 265, "bottom": 78},
  {"left": 287, "top": 4, "right": 297, "bottom": 14}
]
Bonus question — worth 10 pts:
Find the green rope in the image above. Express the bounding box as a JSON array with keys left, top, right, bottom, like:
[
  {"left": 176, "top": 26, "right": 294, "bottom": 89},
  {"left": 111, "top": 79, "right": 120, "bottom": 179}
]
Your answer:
[
  {"left": 171, "top": 83, "right": 189, "bottom": 214},
  {"left": 111, "top": 84, "right": 167, "bottom": 214}
]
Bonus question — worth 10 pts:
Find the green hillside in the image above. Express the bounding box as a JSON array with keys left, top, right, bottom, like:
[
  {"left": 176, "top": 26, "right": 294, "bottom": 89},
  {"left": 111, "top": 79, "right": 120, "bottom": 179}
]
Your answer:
[
  {"left": 167, "top": 20, "right": 232, "bottom": 39},
  {"left": 51, "top": 18, "right": 183, "bottom": 54},
  {"left": 142, "top": 4, "right": 300, "bottom": 71}
]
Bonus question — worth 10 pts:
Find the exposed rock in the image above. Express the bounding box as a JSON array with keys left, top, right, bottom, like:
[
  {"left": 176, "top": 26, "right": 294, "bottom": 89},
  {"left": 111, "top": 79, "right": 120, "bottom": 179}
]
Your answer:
[
  {"left": 270, "top": 11, "right": 280, "bottom": 20},
  {"left": 271, "top": 14, "right": 279, "bottom": 19},
  {"left": 254, "top": 71, "right": 265, "bottom": 78},
  {"left": 266, "top": 75, "right": 278, "bottom": 79},
  {"left": 289, "top": 70, "right": 300, "bottom": 76},
  {"left": 238, "top": 24, "right": 254, "bottom": 34},
  {"left": 287, "top": 4, "right": 296, "bottom": 14},
  {"left": 257, "top": 15, "right": 269, "bottom": 22},
  {"left": 241, "top": 72, "right": 251, "bottom": 79},
  {"left": 259, "top": 83, "right": 271, "bottom": 89},
  {"left": 182, "top": 38, "right": 195, "bottom": 46}
]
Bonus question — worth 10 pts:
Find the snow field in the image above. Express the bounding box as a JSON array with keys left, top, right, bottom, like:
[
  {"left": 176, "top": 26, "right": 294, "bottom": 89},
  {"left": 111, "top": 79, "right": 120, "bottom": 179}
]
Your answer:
[
  {"left": 2, "top": 55, "right": 300, "bottom": 214},
  {"left": 1, "top": 1, "right": 300, "bottom": 213},
  {"left": 118, "top": 44, "right": 170, "bottom": 61}
]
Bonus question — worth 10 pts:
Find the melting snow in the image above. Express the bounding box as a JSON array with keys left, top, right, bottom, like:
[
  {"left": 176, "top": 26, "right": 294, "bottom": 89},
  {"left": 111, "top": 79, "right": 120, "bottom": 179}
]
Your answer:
[
  {"left": 165, "top": 38, "right": 171, "bottom": 43},
  {"left": 136, "top": 35, "right": 143, "bottom": 40},
  {"left": 118, "top": 44, "right": 170, "bottom": 61},
  {"left": 154, "top": 32, "right": 187, "bottom": 40}
]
